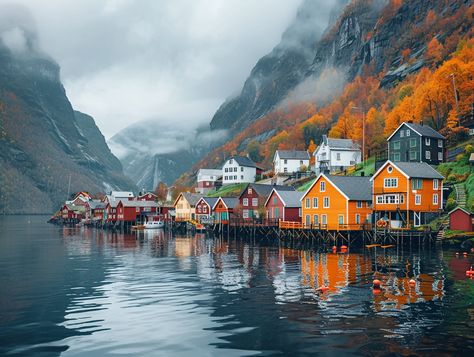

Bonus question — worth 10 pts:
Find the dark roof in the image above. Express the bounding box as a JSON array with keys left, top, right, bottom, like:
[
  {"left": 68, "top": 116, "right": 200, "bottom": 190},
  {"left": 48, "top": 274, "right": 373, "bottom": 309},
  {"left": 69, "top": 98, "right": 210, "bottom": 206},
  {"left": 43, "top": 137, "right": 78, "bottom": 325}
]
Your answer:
[
  {"left": 323, "top": 135, "right": 360, "bottom": 150},
  {"left": 326, "top": 175, "right": 372, "bottom": 201},
  {"left": 119, "top": 200, "right": 159, "bottom": 208},
  {"left": 274, "top": 190, "right": 304, "bottom": 207},
  {"left": 246, "top": 183, "right": 295, "bottom": 198},
  {"left": 88, "top": 201, "right": 105, "bottom": 209},
  {"left": 276, "top": 150, "right": 310, "bottom": 160},
  {"left": 182, "top": 192, "right": 203, "bottom": 206},
  {"left": 217, "top": 197, "right": 239, "bottom": 209},
  {"left": 400, "top": 122, "right": 445, "bottom": 139},
  {"left": 230, "top": 156, "right": 257, "bottom": 168},
  {"left": 393, "top": 162, "right": 444, "bottom": 179},
  {"left": 202, "top": 197, "right": 219, "bottom": 207}
]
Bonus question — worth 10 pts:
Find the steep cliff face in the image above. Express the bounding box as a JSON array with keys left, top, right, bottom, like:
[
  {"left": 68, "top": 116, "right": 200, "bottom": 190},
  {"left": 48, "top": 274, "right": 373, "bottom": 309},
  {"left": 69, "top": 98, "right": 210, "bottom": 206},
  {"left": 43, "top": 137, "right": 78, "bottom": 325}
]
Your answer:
[
  {"left": 0, "top": 39, "right": 133, "bottom": 214},
  {"left": 209, "top": 0, "right": 350, "bottom": 133}
]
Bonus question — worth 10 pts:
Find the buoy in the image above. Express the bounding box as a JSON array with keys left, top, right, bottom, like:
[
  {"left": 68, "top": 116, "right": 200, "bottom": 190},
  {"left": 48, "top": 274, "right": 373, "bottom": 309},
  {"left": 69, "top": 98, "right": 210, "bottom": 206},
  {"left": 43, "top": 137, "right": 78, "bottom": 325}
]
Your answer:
[
  {"left": 341, "top": 245, "right": 348, "bottom": 252},
  {"left": 456, "top": 252, "right": 459, "bottom": 256},
  {"left": 373, "top": 279, "right": 381, "bottom": 288},
  {"left": 317, "top": 285, "right": 330, "bottom": 293},
  {"left": 463, "top": 252, "right": 468, "bottom": 256},
  {"left": 409, "top": 279, "right": 416, "bottom": 286},
  {"left": 373, "top": 288, "right": 382, "bottom": 295},
  {"left": 332, "top": 245, "right": 337, "bottom": 253}
]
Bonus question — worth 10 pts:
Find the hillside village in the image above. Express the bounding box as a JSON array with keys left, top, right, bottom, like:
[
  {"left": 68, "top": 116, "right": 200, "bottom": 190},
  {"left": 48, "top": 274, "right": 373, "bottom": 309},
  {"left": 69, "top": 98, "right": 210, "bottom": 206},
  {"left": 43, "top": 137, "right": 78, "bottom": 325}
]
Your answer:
[{"left": 53, "top": 119, "right": 474, "bottom": 241}]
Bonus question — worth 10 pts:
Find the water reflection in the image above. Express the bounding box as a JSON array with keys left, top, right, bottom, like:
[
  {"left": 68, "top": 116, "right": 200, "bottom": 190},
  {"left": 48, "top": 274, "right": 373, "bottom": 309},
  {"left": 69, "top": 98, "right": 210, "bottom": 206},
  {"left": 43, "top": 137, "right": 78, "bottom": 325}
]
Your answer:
[{"left": 1, "top": 216, "right": 473, "bottom": 356}]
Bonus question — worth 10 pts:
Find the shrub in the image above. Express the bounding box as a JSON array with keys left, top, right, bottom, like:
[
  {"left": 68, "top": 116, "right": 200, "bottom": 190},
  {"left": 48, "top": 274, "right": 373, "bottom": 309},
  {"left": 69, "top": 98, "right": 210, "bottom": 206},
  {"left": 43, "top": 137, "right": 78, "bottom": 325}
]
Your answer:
[
  {"left": 447, "top": 173, "right": 458, "bottom": 182},
  {"left": 445, "top": 197, "right": 457, "bottom": 211},
  {"left": 456, "top": 153, "right": 466, "bottom": 162},
  {"left": 465, "top": 144, "right": 474, "bottom": 155}
]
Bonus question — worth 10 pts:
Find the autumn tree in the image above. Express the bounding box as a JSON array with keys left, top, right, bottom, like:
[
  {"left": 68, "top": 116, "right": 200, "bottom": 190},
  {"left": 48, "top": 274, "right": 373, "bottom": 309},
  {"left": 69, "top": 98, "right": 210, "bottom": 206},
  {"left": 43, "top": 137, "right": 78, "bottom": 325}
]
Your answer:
[
  {"left": 154, "top": 182, "right": 168, "bottom": 203},
  {"left": 246, "top": 140, "right": 263, "bottom": 162}
]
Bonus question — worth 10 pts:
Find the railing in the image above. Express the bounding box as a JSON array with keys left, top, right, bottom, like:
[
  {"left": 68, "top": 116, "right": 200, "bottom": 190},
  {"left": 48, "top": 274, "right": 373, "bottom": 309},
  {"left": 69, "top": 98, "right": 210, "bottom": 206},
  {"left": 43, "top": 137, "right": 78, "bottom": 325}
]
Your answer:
[
  {"left": 279, "top": 221, "right": 303, "bottom": 229},
  {"left": 229, "top": 218, "right": 280, "bottom": 227}
]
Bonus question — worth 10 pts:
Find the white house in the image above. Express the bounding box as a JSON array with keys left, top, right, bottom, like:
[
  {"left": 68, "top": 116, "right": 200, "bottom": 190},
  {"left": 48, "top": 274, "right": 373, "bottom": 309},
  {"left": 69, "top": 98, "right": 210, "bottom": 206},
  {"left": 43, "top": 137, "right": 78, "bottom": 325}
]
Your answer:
[
  {"left": 222, "top": 156, "right": 260, "bottom": 185},
  {"left": 273, "top": 150, "right": 310, "bottom": 175},
  {"left": 313, "top": 135, "right": 361, "bottom": 174},
  {"left": 196, "top": 169, "right": 222, "bottom": 194}
]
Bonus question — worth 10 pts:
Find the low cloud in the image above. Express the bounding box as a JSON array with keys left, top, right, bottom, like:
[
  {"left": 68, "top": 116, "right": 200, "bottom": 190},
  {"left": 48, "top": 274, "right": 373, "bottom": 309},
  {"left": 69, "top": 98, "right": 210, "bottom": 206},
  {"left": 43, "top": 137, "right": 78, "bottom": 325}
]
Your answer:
[{"left": 279, "top": 66, "right": 347, "bottom": 108}]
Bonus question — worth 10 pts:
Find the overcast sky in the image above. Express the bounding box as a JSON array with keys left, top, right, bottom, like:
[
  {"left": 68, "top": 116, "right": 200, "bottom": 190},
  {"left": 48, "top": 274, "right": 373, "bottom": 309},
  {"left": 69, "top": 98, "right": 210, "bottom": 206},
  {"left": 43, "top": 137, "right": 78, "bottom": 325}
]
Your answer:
[{"left": 0, "top": 0, "right": 303, "bottom": 138}]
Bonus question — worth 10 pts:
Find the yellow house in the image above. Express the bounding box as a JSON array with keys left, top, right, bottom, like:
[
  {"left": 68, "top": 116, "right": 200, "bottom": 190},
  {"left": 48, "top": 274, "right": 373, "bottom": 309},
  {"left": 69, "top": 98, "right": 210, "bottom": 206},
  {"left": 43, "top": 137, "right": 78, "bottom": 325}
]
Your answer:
[{"left": 173, "top": 192, "right": 202, "bottom": 221}]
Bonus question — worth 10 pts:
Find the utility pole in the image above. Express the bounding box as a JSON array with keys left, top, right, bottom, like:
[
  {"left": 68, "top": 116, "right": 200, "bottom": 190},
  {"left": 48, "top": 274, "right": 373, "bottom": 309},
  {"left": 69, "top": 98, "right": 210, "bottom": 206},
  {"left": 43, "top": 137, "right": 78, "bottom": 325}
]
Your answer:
[
  {"left": 449, "top": 73, "right": 460, "bottom": 126},
  {"left": 351, "top": 106, "right": 365, "bottom": 164}
]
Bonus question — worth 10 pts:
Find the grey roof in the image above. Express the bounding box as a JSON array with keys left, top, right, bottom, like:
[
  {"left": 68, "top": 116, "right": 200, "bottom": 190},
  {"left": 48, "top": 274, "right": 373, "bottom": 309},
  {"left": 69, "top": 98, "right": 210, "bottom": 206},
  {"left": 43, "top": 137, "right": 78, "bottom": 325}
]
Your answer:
[
  {"left": 326, "top": 175, "right": 372, "bottom": 201},
  {"left": 405, "top": 122, "right": 445, "bottom": 139},
  {"left": 219, "top": 197, "right": 239, "bottom": 209},
  {"left": 202, "top": 197, "right": 219, "bottom": 207},
  {"left": 182, "top": 192, "right": 203, "bottom": 206},
  {"left": 231, "top": 156, "right": 257, "bottom": 168},
  {"left": 88, "top": 201, "right": 105, "bottom": 209},
  {"left": 246, "top": 183, "right": 295, "bottom": 198},
  {"left": 119, "top": 200, "right": 159, "bottom": 208},
  {"left": 276, "top": 150, "right": 310, "bottom": 160},
  {"left": 275, "top": 190, "right": 304, "bottom": 207},
  {"left": 393, "top": 162, "right": 444, "bottom": 179},
  {"left": 323, "top": 135, "right": 360, "bottom": 150}
]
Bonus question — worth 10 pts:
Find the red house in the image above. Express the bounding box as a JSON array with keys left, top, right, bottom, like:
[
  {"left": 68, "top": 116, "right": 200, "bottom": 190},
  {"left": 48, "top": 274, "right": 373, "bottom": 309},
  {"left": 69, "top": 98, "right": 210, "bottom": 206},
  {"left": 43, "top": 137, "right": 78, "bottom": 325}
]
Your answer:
[
  {"left": 238, "top": 183, "right": 295, "bottom": 219},
  {"left": 265, "top": 189, "right": 304, "bottom": 222},
  {"left": 116, "top": 200, "right": 159, "bottom": 222},
  {"left": 137, "top": 192, "right": 158, "bottom": 201},
  {"left": 61, "top": 204, "right": 85, "bottom": 221},
  {"left": 105, "top": 201, "right": 118, "bottom": 222},
  {"left": 449, "top": 207, "right": 474, "bottom": 232},
  {"left": 195, "top": 197, "right": 218, "bottom": 223},
  {"left": 213, "top": 197, "right": 239, "bottom": 223}
]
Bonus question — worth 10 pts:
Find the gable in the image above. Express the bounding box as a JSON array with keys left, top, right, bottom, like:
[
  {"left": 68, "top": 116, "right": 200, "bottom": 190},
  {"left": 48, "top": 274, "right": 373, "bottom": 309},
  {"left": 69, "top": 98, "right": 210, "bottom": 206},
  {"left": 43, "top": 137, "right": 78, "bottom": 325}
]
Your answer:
[{"left": 302, "top": 174, "right": 348, "bottom": 201}]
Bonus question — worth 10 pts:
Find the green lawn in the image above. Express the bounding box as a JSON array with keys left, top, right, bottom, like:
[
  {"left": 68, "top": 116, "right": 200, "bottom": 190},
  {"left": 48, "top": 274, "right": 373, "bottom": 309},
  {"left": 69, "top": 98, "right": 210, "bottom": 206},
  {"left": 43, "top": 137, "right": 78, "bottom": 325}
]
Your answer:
[
  {"left": 206, "top": 183, "right": 247, "bottom": 198},
  {"left": 297, "top": 178, "right": 315, "bottom": 192}
]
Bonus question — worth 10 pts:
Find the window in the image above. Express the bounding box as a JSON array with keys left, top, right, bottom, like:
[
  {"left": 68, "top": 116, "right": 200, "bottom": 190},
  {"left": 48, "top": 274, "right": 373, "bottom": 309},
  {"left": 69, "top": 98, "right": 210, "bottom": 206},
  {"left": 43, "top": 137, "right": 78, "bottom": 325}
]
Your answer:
[
  {"left": 367, "top": 202, "right": 372, "bottom": 208},
  {"left": 393, "top": 153, "right": 401, "bottom": 161},
  {"left": 274, "top": 207, "right": 279, "bottom": 218},
  {"left": 438, "top": 139, "right": 443, "bottom": 148},
  {"left": 357, "top": 201, "right": 363, "bottom": 208},
  {"left": 425, "top": 138, "right": 431, "bottom": 145},
  {"left": 234, "top": 175, "right": 237, "bottom": 180},
  {"left": 229, "top": 159, "right": 233, "bottom": 164},
  {"left": 243, "top": 198, "right": 248, "bottom": 206},
  {"left": 384, "top": 178, "right": 398, "bottom": 188},
  {"left": 273, "top": 197, "right": 277, "bottom": 204},
  {"left": 321, "top": 214, "right": 327, "bottom": 225},
  {"left": 355, "top": 214, "right": 360, "bottom": 224},
  {"left": 323, "top": 197, "right": 330, "bottom": 208},
  {"left": 438, "top": 152, "right": 443, "bottom": 161},
  {"left": 305, "top": 198, "right": 310, "bottom": 209},
  {"left": 393, "top": 141, "right": 400, "bottom": 150},
  {"left": 313, "top": 197, "right": 318, "bottom": 208},
  {"left": 225, "top": 168, "right": 228, "bottom": 172},
  {"left": 415, "top": 194, "right": 421, "bottom": 205},
  {"left": 252, "top": 198, "right": 258, "bottom": 207},
  {"left": 224, "top": 176, "right": 228, "bottom": 180},
  {"left": 433, "top": 194, "right": 438, "bottom": 205},
  {"left": 425, "top": 151, "right": 431, "bottom": 160},
  {"left": 376, "top": 194, "right": 404, "bottom": 204},
  {"left": 400, "top": 130, "right": 405, "bottom": 138},
  {"left": 284, "top": 159, "right": 288, "bottom": 164},
  {"left": 433, "top": 179, "right": 439, "bottom": 189},
  {"left": 336, "top": 153, "right": 341, "bottom": 160},
  {"left": 313, "top": 215, "right": 319, "bottom": 225},
  {"left": 409, "top": 150, "right": 417, "bottom": 160},
  {"left": 410, "top": 138, "right": 417, "bottom": 147},
  {"left": 320, "top": 181, "right": 326, "bottom": 192},
  {"left": 241, "top": 167, "right": 244, "bottom": 172},
  {"left": 241, "top": 175, "right": 244, "bottom": 179},
  {"left": 412, "top": 179, "right": 423, "bottom": 190},
  {"left": 305, "top": 215, "right": 310, "bottom": 226},
  {"left": 243, "top": 209, "right": 249, "bottom": 219},
  {"left": 284, "top": 168, "right": 288, "bottom": 173},
  {"left": 338, "top": 215, "right": 344, "bottom": 225},
  {"left": 300, "top": 160, "right": 303, "bottom": 165},
  {"left": 234, "top": 167, "right": 237, "bottom": 172},
  {"left": 387, "top": 165, "right": 393, "bottom": 173},
  {"left": 248, "top": 188, "right": 253, "bottom": 194},
  {"left": 406, "top": 130, "right": 410, "bottom": 136}
]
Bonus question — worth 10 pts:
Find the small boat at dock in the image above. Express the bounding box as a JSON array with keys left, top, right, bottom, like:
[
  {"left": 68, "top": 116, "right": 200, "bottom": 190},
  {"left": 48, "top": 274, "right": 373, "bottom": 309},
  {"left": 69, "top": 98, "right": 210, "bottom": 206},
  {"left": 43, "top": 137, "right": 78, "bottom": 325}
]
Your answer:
[{"left": 144, "top": 221, "right": 164, "bottom": 229}]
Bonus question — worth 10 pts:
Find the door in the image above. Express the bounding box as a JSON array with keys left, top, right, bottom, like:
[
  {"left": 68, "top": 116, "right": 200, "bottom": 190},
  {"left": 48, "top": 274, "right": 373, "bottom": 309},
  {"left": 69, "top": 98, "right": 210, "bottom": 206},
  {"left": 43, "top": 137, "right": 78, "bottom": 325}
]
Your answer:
[{"left": 413, "top": 212, "right": 421, "bottom": 227}]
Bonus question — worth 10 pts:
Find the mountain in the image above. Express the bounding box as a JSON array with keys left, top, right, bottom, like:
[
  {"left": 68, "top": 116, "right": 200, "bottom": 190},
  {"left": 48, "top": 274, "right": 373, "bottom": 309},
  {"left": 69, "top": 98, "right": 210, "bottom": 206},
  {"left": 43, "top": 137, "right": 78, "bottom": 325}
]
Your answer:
[
  {"left": 175, "top": 0, "right": 473, "bottom": 189},
  {"left": 108, "top": 121, "right": 216, "bottom": 190},
  {"left": 0, "top": 30, "right": 134, "bottom": 214}
]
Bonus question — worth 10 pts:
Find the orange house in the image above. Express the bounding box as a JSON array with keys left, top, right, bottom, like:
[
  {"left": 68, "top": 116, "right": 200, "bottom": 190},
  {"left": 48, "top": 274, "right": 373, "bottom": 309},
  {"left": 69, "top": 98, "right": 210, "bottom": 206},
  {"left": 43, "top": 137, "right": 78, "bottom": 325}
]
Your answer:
[
  {"left": 371, "top": 161, "right": 443, "bottom": 228},
  {"left": 212, "top": 197, "right": 239, "bottom": 223},
  {"left": 301, "top": 174, "right": 373, "bottom": 230}
]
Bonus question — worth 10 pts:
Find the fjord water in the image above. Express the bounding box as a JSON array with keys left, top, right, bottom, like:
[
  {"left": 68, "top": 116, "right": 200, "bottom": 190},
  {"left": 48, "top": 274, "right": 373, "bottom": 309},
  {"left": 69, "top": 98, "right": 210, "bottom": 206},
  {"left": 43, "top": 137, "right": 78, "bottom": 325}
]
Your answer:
[{"left": 1, "top": 216, "right": 473, "bottom": 356}]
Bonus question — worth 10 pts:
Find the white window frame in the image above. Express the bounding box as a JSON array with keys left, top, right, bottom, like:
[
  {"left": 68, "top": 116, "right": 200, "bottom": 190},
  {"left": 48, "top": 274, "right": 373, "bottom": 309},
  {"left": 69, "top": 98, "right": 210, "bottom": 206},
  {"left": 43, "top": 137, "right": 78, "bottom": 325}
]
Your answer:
[
  {"left": 305, "top": 215, "right": 310, "bottom": 226},
  {"left": 415, "top": 194, "right": 421, "bottom": 205},
  {"left": 433, "top": 194, "right": 438, "bottom": 205},
  {"left": 338, "top": 215, "right": 344, "bottom": 225},
  {"left": 438, "top": 139, "right": 443, "bottom": 148},
  {"left": 400, "top": 130, "right": 405, "bottom": 138},
  {"left": 336, "top": 153, "right": 341, "bottom": 161},
  {"left": 357, "top": 201, "right": 363, "bottom": 208},
  {"left": 321, "top": 214, "right": 327, "bottom": 225},
  {"left": 406, "top": 130, "right": 410, "bottom": 136},
  {"left": 412, "top": 179, "right": 423, "bottom": 190},
  {"left": 393, "top": 141, "right": 400, "bottom": 150},
  {"left": 355, "top": 214, "right": 360, "bottom": 224},
  {"left": 243, "top": 209, "right": 249, "bottom": 219},
  {"left": 313, "top": 197, "right": 318, "bottom": 208},
  {"left": 433, "top": 179, "right": 439, "bottom": 190},
  {"left": 425, "top": 138, "right": 431, "bottom": 145},
  {"left": 323, "top": 197, "right": 330, "bottom": 208},
  {"left": 425, "top": 150, "right": 431, "bottom": 160},
  {"left": 252, "top": 198, "right": 258, "bottom": 207},
  {"left": 313, "top": 214, "right": 319, "bottom": 225},
  {"left": 384, "top": 178, "right": 398, "bottom": 188},
  {"left": 320, "top": 181, "right": 326, "bottom": 192},
  {"left": 438, "top": 152, "right": 443, "bottom": 161},
  {"left": 243, "top": 198, "right": 248, "bottom": 206},
  {"left": 305, "top": 198, "right": 310, "bottom": 209}
]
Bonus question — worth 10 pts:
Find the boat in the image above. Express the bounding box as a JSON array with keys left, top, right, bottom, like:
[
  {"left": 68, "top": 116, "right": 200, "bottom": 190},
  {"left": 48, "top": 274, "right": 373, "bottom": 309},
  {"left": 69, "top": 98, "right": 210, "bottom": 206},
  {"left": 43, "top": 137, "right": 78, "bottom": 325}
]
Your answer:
[{"left": 144, "top": 221, "right": 164, "bottom": 229}]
